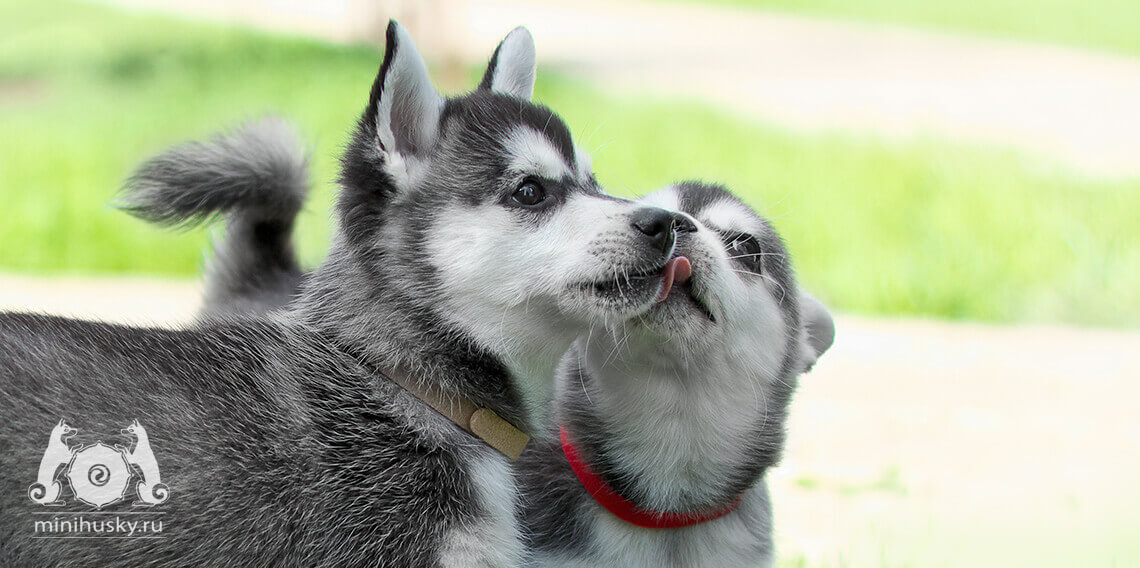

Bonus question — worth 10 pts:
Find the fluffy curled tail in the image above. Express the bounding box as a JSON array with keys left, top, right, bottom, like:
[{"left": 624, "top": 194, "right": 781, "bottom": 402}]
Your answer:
[{"left": 119, "top": 117, "right": 309, "bottom": 319}]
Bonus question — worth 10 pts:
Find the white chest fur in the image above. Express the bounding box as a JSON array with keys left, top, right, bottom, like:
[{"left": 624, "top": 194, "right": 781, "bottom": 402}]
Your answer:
[
  {"left": 529, "top": 484, "right": 775, "bottom": 568},
  {"left": 438, "top": 453, "right": 523, "bottom": 568}
]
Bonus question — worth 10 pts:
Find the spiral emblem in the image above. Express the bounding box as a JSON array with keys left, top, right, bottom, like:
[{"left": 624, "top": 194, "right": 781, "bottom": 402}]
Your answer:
[
  {"left": 88, "top": 464, "right": 111, "bottom": 486},
  {"left": 66, "top": 443, "right": 131, "bottom": 509}
]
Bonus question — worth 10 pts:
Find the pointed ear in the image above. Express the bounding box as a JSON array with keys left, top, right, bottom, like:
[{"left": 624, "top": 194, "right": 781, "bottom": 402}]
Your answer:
[
  {"left": 370, "top": 20, "right": 444, "bottom": 161},
  {"left": 478, "top": 26, "right": 536, "bottom": 100},
  {"left": 798, "top": 291, "right": 835, "bottom": 372}
]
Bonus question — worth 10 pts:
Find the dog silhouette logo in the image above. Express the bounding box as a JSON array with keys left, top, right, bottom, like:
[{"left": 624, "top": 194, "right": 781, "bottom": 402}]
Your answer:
[
  {"left": 28, "top": 419, "right": 169, "bottom": 508},
  {"left": 28, "top": 419, "right": 76, "bottom": 505},
  {"left": 66, "top": 442, "right": 132, "bottom": 508}
]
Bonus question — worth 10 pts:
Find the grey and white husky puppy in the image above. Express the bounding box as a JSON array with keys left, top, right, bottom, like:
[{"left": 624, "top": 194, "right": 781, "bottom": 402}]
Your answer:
[
  {"left": 520, "top": 182, "right": 834, "bottom": 567},
  {"left": 0, "top": 22, "right": 695, "bottom": 567},
  {"left": 127, "top": 135, "right": 834, "bottom": 565}
]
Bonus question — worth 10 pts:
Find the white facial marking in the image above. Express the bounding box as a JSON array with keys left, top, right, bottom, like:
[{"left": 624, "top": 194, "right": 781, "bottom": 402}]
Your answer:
[
  {"left": 700, "top": 199, "right": 760, "bottom": 236},
  {"left": 502, "top": 127, "right": 572, "bottom": 180},
  {"left": 573, "top": 145, "right": 594, "bottom": 180},
  {"left": 425, "top": 193, "right": 643, "bottom": 432},
  {"left": 635, "top": 185, "right": 680, "bottom": 212}
]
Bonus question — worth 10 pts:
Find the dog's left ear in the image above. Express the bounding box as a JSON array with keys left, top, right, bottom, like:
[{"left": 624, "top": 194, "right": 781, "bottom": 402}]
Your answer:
[
  {"left": 478, "top": 26, "right": 536, "bottom": 100},
  {"left": 369, "top": 20, "right": 444, "bottom": 163},
  {"left": 798, "top": 291, "right": 835, "bottom": 372}
]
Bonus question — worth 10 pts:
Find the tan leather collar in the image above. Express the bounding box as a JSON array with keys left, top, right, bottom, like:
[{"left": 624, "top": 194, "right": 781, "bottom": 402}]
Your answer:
[{"left": 385, "top": 366, "right": 531, "bottom": 460}]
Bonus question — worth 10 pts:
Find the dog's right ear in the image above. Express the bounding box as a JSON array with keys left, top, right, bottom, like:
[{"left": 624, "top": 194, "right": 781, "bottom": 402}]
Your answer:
[
  {"left": 478, "top": 27, "right": 536, "bottom": 100},
  {"left": 368, "top": 20, "right": 444, "bottom": 168},
  {"left": 798, "top": 291, "right": 835, "bottom": 372}
]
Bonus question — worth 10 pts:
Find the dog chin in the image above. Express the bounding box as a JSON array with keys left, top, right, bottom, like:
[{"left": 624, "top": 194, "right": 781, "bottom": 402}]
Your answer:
[
  {"left": 556, "top": 276, "right": 666, "bottom": 324},
  {"left": 630, "top": 290, "right": 715, "bottom": 343}
]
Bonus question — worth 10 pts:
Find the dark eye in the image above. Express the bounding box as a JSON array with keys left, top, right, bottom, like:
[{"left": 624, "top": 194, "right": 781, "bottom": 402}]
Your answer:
[
  {"left": 511, "top": 180, "right": 548, "bottom": 208},
  {"left": 724, "top": 233, "right": 763, "bottom": 274}
]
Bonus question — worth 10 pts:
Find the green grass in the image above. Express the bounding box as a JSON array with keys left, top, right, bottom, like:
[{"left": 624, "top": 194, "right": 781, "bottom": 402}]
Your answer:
[
  {"left": 1, "top": 0, "right": 1138, "bottom": 326},
  {"left": 0, "top": 0, "right": 377, "bottom": 274},
  {"left": 645, "top": 0, "right": 1140, "bottom": 56}
]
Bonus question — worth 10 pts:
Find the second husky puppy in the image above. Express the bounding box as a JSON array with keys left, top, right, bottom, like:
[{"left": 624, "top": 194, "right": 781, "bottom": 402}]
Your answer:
[
  {"left": 0, "top": 22, "right": 692, "bottom": 567},
  {"left": 521, "top": 182, "right": 834, "bottom": 567}
]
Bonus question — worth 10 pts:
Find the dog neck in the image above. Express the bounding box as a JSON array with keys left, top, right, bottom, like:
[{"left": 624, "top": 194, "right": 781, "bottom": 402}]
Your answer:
[
  {"left": 558, "top": 338, "right": 791, "bottom": 513},
  {"left": 558, "top": 425, "right": 742, "bottom": 528},
  {"left": 293, "top": 241, "right": 540, "bottom": 436}
]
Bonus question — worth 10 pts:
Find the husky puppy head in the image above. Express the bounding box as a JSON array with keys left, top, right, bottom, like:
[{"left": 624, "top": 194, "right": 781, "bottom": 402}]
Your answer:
[
  {"left": 625, "top": 181, "right": 835, "bottom": 371},
  {"left": 558, "top": 182, "right": 835, "bottom": 511},
  {"left": 316, "top": 22, "right": 691, "bottom": 433}
]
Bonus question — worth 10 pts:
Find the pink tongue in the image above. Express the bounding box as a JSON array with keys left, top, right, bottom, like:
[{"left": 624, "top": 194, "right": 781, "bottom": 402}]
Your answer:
[{"left": 655, "top": 256, "right": 692, "bottom": 303}]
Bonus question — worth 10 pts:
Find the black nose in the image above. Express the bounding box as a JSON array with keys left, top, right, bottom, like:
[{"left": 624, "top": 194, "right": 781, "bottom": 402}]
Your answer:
[{"left": 630, "top": 208, "right": 695, "bottom": 253}]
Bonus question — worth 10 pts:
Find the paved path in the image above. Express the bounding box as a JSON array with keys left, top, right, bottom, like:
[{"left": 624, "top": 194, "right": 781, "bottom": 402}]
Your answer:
[
  {"left": 457, "top": 0, "right": 1140, "bottom": 179},
  {"left": 3, "top": 273, "right": 1138, "bottom": 566},
  {"left": 0, "top": 273, "right": 202, "bottom": 326},
  {"left": 775, "top": 316, "right": 1140, "bottom": 566}
]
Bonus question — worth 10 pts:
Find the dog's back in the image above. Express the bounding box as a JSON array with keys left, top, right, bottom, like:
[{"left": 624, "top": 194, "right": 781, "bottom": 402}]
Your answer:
[
  {"left": 0, "top": 314, "right": 311, "bottom": 565},
  {"left": 0, "top": 313, "right": 486, "bottom": 567}
]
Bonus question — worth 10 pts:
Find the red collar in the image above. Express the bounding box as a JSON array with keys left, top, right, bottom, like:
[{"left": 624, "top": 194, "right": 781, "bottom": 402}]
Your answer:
[{"left": 559, "top": 426, "right": 742, "bottom": 529}]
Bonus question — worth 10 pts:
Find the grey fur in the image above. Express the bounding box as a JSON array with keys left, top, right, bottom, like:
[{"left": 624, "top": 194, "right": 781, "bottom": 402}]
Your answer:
[
  {"left": 0, "top": 21, "right": 692, "bottom": 568},
  {"left": 801, "top": 292, "right": 836, "bottom": 370},
  {"left": 119, "top": 116, "right": 308, "bottom": 319}
]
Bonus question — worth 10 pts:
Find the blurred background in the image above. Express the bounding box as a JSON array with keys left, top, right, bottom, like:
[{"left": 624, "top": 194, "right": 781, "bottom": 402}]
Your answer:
[{"left": 1, "top": 0, "right": 1137, "bottom": 565}]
